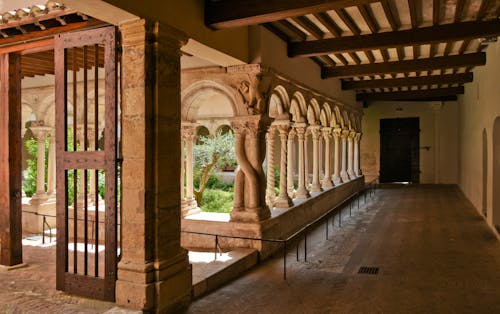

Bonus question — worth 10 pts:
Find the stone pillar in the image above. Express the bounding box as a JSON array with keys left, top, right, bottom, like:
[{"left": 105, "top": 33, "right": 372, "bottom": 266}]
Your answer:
[
  {"left": 309, "top": 126, "right": 322, "bottom": 192},
  {"left": 319, "top": 134, "right": 323, "bottom": 179},
  {"left": 181, "top": 123, "right": 198, "bottom": 217},
  {"left": 354, "top": 132, "right": 362, "bottom": 177},
  {"left": 274, "top": 122, "right": 294, "bottom": 208},
  {"left": 47, "top": 128, "right": 56, "bottom": 198},
  {"left": 348, "top": 131, "right": 356, "bottom": 179},
  {"left": 29, "top": 122, "right": 51, "bottom": 205},
  {"left": 265, "top": 125, "right": 276, "bottom": 207},
  {"left": 332, "top": 128, "right": 342, "bottom": 185},
  {"left": 115, "top": 20, "right": 192, "bottom": 313},
  {"left": 230, "top": 115, "right": 272, "bottom": 222},
  {"left": 295, "top": 124, "right": 310, "bottom": 199},
  {"left": 322, "top": 127, "right": 333, "bottom": 187},
  {"left": 286, "top": 127, "right": 296, "bottom": 198},
  {"left": 340, "top": 129, "right": 349, "bottom": 182}
]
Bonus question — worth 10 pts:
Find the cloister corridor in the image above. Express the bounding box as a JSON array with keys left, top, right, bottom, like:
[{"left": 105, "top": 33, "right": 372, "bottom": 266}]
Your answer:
[{"left": 2, "top": 185, "right": 500, "bottom": 313}]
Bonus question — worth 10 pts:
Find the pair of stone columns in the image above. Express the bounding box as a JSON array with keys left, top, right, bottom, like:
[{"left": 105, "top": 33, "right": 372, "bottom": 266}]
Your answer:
[
  {"left": 29, "top": 121, "right": 55, "bottom": 205},
  {"left": 181, "top": 123, "right": 198, "bottom": 217}
]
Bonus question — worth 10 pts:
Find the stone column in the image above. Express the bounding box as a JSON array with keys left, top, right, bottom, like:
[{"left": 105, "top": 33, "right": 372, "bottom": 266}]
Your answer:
[
  {"left": 181, "top": 123, "right": 198, "bottom": 216},
  {"left": 340, "top": 129, "right": 350, "bottom": 182},
  {"left": 295, "top": 123, "right": 310, "bottom": 199},
  {"left": 348, "top": 131, "right": 356, "bottom": 179},
  {"left": 332, "top": 128, "right": 342, "bottom": 185},
  {"left": 322, "top": 127, "right": 333, "bottom": 187},
  {"left": 115, "top": 20, "right": 191, "bottom": 313},
  {"left": 309, "top": 125, "right": 323, "bottom": 192},
  {"left": 274, "top": 122, "right": 294, "bottom": 208},
  {"left": 47, "top": 128, "right": 56, "bottom": 198},
  {"left": 230, "top": 115, "right": 272, "bottom": 222},
  {"left": 29, "top": 122, "right": 51, "bottom": 205},
  {"left": 319, "top": 134, "right": 323, "bottom": 179},
  {"left": 286, "top": 127, "right": 296, "bottom": 198},
  {"left": 304, "top": 130, "right": 310, "bottom": 189},
  {"left": 265, "top": 125, "right": 276, "bottom": 207},
  {"left": 354, "top": 132, "right": 362, "bottom": 177}
]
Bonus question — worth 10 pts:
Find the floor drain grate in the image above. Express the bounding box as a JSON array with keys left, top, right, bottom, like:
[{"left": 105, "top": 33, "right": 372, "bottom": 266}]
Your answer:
[{"left": 358, "top": 266, "right": 379, "bottom": 275}]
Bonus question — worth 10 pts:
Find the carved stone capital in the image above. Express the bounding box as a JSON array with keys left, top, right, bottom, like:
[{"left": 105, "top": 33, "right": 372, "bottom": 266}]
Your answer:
[
  {"left": 230, "top": 115, "right": 273, "bottom": 138},
  {"left": 181, "top": 122, "right": 197, "bottom": 141},
  {"left": 30, "top": 125, "right": 51, "bottom": 141},
  {"left": 341, "top": 129, "right": 350, "bottom": 139},
  {"left": 349, "top": 130, "right": 357, "bottom": 139},
  {"left": 355, "top": 132, "right": 362, "bottom": 142},
  {"left": 309, "top": 125, "right": 321, "bottom": 140},
  {"left": 294, "top": 123, "right": 307, "bottom": 140},
  {"left": 322, "top": 127, "right": 332, "bottom": 139},
  {"left": 332, "top": 127, "right": 342, "bottom": 138}
]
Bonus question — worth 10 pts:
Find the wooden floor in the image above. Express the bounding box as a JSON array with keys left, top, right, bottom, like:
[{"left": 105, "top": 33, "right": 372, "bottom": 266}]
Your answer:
[{"left": 187, "top": 185, "right": 500, "bottom": 314}]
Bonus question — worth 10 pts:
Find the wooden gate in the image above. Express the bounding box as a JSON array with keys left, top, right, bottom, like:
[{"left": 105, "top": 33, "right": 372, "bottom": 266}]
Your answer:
[{"left": 55, "top": 26, "right": 118, "bottom": 301}]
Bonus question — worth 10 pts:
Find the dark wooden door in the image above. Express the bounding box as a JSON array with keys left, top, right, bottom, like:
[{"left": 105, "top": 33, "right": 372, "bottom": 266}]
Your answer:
[
  {"left": 55, "top": 26, "right": 118, "bottom": 301},
  {"left": 380, "top": 118, "right": 420, "bottom": 183}
]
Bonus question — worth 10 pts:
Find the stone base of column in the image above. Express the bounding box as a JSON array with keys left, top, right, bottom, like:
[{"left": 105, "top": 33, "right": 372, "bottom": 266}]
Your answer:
[
  {"left": 116, "top": 252, "right": 192, "bottom": 313},
  {"left": 348, "top": 170, "right": 356, "bottom": 180},
  {"left": 322, "top": 177, "right": 333, "bottom": 188},
  {"left": 295, "top": 188, "right": 310, "bottom": 199},
  {"left": 265, "top": 194, "right": 276, "bottom": 208},
  {"left": 340, "top": 171, "right": 350, "bottom": 182},
  {"left": 230, "top": 207, "right": 271, "bottom": 222},
  {"left": 309, "top": 183, "right": 323, "bottom": 192},
  {"left": 181, "top": 199, "right": 201, "bottom": 217},
  {"left": 332, "top": 174, "right": 342, "bottom": 186},
  {"left": 29, "top": 193, "right": 48, "bottom": 206},
  {"left": 356, "top": 170, "right": 363, "bottom": 177},
  {"left": 273, "top": 195, "right": 294, "bottom": 208}
]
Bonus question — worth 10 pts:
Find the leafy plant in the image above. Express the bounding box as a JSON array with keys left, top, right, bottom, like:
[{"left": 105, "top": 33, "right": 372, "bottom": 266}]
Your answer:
[
  {"left": 193, "top": 130, "right": 237, "bottom": 204},
  {"left": 199, "top": 189, "right": 233, "bottom": 213}
]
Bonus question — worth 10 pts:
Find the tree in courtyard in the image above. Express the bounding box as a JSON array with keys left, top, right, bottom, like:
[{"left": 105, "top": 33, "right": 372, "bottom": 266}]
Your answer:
[{"left": 193, "top": 130, "right": 236, "bottom": 205}]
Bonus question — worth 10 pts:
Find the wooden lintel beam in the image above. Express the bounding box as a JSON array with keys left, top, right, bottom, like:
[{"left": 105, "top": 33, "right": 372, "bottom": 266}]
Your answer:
[
  {"left": 205, "top": 0, "right": 379, "bottom": 29},
  {"left": 0, "top": 19, "right": 106, "bottom": 48},
  {"left": 322, "top": 53, "right": 486, "bottom": 78},
  {"left": 289, "top": 19, "right": 500, "bottom": 57},
  {"left": 342, "top": 72, "right": 473, "bottom": 90},
  {"left": 356, "top": 86, "right": 464, "bottom": 101}
]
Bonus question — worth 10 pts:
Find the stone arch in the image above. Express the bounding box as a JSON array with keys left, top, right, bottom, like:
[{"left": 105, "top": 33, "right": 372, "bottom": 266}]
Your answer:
[
  {"left": 291, "top": 91, "right": 307, "bottom": 119},
  {"left": 342, "top": 110, "right": 352, "bottom": 130},
  {"left": 269, "top": 85, "right": 290, "bottom": 118},
  {"left": 333, "top": 105, "right": 343, "bottom": 128},
  {"left": 195, "top": 125, "right": 210, "bottom": 144},
  {"left": 216, "top": 124, "right": 233, "bottom": 135},
  {"left": 493, "top": 117, "right": 500, "bottom": 227},
  {"left": 320, "top": 103, "right": 332, "bottom": 127},
  {"left": 307, "top": 98, "right": 321, "bottom": 125},
  {"left": 182, "top": 80, "right": 241, "bottom": 122},
  {"left": 483, "top": 128, "right": 488, "bottom": 217}
]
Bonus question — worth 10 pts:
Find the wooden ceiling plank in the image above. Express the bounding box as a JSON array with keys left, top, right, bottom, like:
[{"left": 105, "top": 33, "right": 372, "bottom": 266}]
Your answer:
[
  {"left": 263, "top": 23, "right": 290, "bottom": 42},
  {"left": 319, "top": 55, "right": 336, "bottom": 66},
  {"left": 205, "top": 0, "right": 380, "bottom": 29},
  {"left": 381, "top": 0, "right": 399, "bottom": 30},
  {"left": 313, "top": 13, "right": 342, "bottom": 38},
  {"left": 288, "top": 20, "right": 500, "bottom": 57},
  {"left": 356, "top": 86, "right": 464, "bottom": 101},
  {"left": 276, "top": 20, "right": 307, "bottom": 41},
  {"left": 348, "top": 52, "right": 361, "bottom": 64},
  {"left": 334, "top": 8, "right": 361, "bottom": 35},
  {"left": 408, "top": 0, "right": 419, "bottom": 28},
  {"left": 459, "top": 39, "right": 471, "bottom": 54},
  {"left": 358, "top": 4, "right": 379, "bottom": 33},
  {"left": 342, "top": 72, "right": 473, "bottom": 89},
  {"left": 364, "top": 50, "right": 376, "bottom": 63},
  {"left": 477, "top": 0, "right": 492, "bottom": 20},
  {"left": 335, "top": 53, "right": 349, "bottom": 65},
  {"left": 454, "top": 0, "right": 465, "bottom": 22},
  {"left": 322, "top": 52, "right": 486, "bottom": 78},
  {"left": 292, "top": 16, "right": 324, "bottom": 39}
]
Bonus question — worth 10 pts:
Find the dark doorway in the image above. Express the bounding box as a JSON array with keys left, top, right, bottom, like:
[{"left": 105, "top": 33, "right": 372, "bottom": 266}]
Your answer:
[{"left": 380, "top": 117, "right": 420, "bottom": 183}]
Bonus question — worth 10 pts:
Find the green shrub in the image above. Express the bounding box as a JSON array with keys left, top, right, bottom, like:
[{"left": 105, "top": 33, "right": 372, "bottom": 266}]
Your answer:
[{"left": 200, "top": 189, "right": 233, "bottom": 213}]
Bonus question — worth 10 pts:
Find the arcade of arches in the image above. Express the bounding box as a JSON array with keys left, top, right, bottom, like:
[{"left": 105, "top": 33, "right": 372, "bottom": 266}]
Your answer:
[{"left": 1, "top": 1, "right": 500, "bottom": 313}]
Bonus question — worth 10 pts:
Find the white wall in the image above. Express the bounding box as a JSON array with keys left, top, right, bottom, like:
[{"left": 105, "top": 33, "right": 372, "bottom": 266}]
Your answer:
[
  {"left": 361, "top": 101, "right": 459, "bottom": 184},
  {"left": 458, "top": 42, "right": 500, "bottom": 227}
]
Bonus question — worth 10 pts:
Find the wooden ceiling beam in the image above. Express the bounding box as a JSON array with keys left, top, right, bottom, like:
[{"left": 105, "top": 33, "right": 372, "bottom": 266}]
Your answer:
[
  {"left": 313, "top": 13, "right": 342, "bottom": 37},
  {"left": 322, "top": 53, "right": 486, "bottom": 78},
  {"left": 205, "top": 0, "right": 379, "bottom": 29},
  {"left": 292, "top": 16, "right": 324, "bottom": 39},
  {"left": 288, "top": 20, "right": 500, "bottom": 57},
  {"left": 342, "top": 72, "right": 473, "bottom": 90},
  {"left": 356, "top": 86, "right": 464, "bottom": 101}
]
